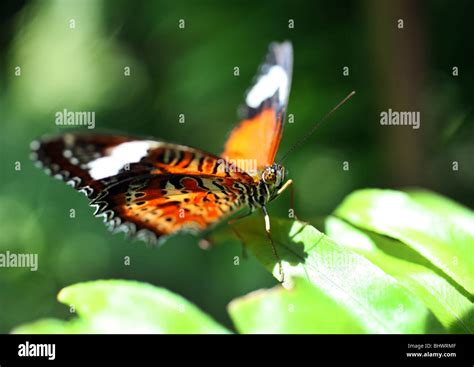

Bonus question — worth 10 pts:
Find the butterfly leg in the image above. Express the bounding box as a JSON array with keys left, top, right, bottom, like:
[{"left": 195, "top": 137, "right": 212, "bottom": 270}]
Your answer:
[
  {"left": 261, "top": 205, "right": 284, "bottom": 283},
  {"left": 228, "top": 210, "right": 253, "bottom": 259}
]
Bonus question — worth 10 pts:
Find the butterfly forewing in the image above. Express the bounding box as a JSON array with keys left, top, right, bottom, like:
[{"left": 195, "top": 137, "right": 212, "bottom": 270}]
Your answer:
[
  {"left": 31, "top": 133, "right": 254, "bottom": 244},
  {"left": 222, "top": 42, "right": 293, "bottom": 173}
]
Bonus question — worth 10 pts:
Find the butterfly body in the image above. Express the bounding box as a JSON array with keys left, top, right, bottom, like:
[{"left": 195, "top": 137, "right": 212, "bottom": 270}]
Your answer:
[{"left": 31, "top": 42, "right": 294, "bottom": 246}]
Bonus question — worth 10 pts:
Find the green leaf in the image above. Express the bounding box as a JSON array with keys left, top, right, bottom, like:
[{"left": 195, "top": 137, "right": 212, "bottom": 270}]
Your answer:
[
  {"left": 229, "top": 277, "right": 365, "bottom": 333},
  {"left": 221, "top": 216, "right": 444, "bottom": 333},
  {"left": 12, "top": 319, "right": 88, "bottom": 334},
  {"left": 12, "top": 280, "right": 230, "bottom": 334},
  {"left": 325, "top": 216, "right": 474, "bottom": 333},
  {"left": 334, "top": 189, "right": 474, "bottom": 295}
]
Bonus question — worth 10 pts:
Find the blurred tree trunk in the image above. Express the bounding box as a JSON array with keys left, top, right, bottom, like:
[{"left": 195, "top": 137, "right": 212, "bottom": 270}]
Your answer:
[{"left": 366, "top": 0, "right": 427, "bottom": 187}]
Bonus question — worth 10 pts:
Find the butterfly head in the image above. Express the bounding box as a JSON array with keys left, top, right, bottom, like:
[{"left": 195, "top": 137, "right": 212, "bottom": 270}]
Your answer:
[{"left": 261, "top": 163, "right": 285, "bottom": 193}]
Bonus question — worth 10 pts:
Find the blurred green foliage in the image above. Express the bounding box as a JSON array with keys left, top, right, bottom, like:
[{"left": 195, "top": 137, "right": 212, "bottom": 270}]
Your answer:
[
  {"left": 0, "top": 0, "right": 473, "bottom": 333},
  {"left": 13, "top": 280, "right": 231, "bottom": 334}
]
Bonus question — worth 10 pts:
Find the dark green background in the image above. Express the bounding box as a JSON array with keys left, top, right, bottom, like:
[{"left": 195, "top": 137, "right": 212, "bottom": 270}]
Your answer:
[{"left": 0, "top": 0, "right": 472, "bottom": 332}]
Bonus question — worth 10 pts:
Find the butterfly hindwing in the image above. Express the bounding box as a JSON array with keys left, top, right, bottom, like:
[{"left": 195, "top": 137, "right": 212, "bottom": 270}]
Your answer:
[
  {"left": 222, "top": 41, "right": 293, "bottom": 174},
  {"left": 91, "top": 174, "right": 249, "bottom": 244}
]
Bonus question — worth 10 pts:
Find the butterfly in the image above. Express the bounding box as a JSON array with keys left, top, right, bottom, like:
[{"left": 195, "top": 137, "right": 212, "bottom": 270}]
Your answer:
[{"left": 31, "top": 42, "right": 295, "bottom": 272}]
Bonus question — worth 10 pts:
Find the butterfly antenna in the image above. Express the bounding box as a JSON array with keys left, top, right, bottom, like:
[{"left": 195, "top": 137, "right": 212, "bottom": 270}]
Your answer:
[{"left": 278, "top": 90, "right": 356, "bottom": 163}]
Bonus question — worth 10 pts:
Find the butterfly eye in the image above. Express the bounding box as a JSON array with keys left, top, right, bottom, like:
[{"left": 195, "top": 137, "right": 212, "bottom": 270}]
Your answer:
[{"left": 262, "top": 169, "right": 276, "bottom": 184}]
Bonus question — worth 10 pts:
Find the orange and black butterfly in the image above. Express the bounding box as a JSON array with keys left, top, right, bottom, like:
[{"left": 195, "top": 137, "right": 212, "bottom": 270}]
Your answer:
[{"left": 31, "top": 42, "right": 294, "bottom": 277}]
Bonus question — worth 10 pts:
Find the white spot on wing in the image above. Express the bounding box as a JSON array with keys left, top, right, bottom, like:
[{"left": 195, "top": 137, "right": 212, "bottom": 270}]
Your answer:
[
  {"left": 30, "top": 140, "right": 40, "bottom": 150},
  {"left": 245, "top": 65, "right": 288, "bottom": 108},
  {"left": 88, "top": 141, "right": 156, "bottom": 180}
]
